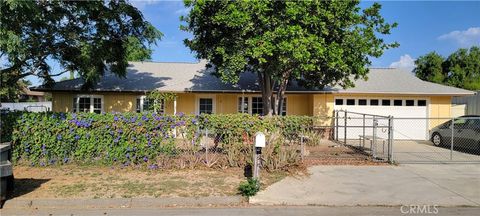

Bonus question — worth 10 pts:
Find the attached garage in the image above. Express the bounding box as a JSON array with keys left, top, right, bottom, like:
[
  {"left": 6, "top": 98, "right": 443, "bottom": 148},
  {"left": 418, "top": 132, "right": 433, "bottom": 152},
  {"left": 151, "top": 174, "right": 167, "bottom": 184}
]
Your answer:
[{"left": 334, "top": 97, "right": 429, "bottom": 140}]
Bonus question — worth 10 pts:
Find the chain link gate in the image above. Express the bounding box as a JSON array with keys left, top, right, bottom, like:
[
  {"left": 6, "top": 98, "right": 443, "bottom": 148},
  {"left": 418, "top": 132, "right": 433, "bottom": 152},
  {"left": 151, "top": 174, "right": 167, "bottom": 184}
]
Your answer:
[{"left": 334, "top": 110, "right": 394, "bottom": 162}]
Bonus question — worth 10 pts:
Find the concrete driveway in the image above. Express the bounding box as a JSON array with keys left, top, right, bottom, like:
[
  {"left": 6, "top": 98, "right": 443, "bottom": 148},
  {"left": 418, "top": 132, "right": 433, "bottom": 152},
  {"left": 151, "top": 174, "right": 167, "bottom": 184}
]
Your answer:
[
  {"left": 250, "top": 164, "right": 480, "bottom": 206},
  {"left": 393, "top": 141, "right": 480, "bottom": 163}
]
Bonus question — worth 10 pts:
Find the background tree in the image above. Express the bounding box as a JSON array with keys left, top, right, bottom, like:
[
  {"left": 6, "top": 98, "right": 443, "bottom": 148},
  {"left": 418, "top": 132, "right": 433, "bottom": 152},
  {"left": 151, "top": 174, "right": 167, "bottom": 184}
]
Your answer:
[
  {"left": 0, "top": 77, "right": 31, "bottom": 102},
  {"left": 414, "top": 46, "right": 480, "bottom": 91},
  {"left": 0, "top": 0, "right": 162, "bottom": 92},
  {"left": 413, "top": 52, "right": 445, "bottom": 84},
  {"left": 182, "top": 0, "right": 398, "bottom": 115}
]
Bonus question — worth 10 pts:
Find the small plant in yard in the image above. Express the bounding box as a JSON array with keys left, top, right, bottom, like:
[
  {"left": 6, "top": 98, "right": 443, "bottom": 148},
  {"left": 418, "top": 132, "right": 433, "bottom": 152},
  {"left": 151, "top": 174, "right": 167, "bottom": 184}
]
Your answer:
[{"left": 238, "top": 178, "right": 260, "bottom": 197}]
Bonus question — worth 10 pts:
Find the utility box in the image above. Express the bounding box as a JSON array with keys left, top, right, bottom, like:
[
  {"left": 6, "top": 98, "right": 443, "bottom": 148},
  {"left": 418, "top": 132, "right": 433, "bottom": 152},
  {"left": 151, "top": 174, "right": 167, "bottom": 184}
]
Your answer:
[{"left": 0, "top": 142, "right": 13, "bottom": 208}]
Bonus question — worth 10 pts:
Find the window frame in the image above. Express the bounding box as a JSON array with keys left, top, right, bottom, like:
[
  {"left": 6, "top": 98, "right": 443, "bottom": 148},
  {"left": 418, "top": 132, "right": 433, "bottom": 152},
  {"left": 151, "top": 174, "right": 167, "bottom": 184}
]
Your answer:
[
  {"left": 237, "top": 95, "right": 287, "bottom": 115},
  {"left": 72, "top": 95, "right": 104, "bottom": 113},
  {"left": 346, "top": 99, "right": 355, "bottom": 106},
  {"left": 237, "top": 96, "right": 249, "bottom": 113},
  {"left": 394, "top": 99, "right": 403, "bottom": 106},
  {"left": 417, "top": 100, "right": 427, "bottom": 106},
  {"left": 136, "top": 96, "right": 164, "bottom": 113},
  {"left": 335, "top": 99, "right": 344, "bottom": 106},
  {"left": 195, "top": 95, "right": 216, "bottom": 115},
  {"left": 251, "top": 96, "right": 264, "bottom": 115},
  {"left": 405, "top": 100, "right": 415, "bottom": 106},
  {"left": 382, "top": 99, "right": 391, "bottom": 106},
  {"left": 358, "top": 99, "right": 367, "bottom": 106}
]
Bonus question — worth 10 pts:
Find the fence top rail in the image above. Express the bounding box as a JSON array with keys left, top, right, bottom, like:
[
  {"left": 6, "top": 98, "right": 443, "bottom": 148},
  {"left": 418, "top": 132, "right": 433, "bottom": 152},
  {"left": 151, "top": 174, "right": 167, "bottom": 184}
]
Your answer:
[
  {"left": 336, "top": 110, "right": 391, "bottom": 118},
  {"left": 393, "top": 117, "right": 480, "bottom": 120}
]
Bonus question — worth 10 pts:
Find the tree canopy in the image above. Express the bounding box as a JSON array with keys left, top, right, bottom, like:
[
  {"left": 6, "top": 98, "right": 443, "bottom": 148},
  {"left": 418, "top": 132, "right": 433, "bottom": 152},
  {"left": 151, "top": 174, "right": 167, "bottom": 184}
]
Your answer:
[
  {"left": 181, "top": 0, "right": 398, "bottom": 115},
  {"left": 414, "top": 46, "right": 480, "bottom": 91},
  {"left": 0, "top": 0, "right": 162, "bottom": 92}
]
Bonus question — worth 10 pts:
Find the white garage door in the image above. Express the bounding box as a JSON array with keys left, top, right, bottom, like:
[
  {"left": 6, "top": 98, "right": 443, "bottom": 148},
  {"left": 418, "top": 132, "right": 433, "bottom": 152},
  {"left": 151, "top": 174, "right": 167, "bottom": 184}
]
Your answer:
[{"left": 334, "top": 98, "right": 429, "bottom": 140}]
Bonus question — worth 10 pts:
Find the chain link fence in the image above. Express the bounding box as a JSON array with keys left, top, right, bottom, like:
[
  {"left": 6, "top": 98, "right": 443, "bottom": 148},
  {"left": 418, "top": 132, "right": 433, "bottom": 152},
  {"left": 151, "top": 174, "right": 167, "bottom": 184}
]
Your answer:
[
  {"left": 392, "top": 116, "right": 480, "bottom": 163},
  {"left": 333, "top": 110, "right": 393, "bottom": 162},
  {"left": 186, "top": 112, "right": 480, "bottom": 166},
  {"left": 332, "top": 111, "right": 480, "bottom": 163}
]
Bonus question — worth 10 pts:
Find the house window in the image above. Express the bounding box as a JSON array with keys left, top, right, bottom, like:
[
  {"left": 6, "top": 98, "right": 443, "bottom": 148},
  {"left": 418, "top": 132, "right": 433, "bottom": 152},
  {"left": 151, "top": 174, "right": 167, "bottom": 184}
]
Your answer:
[
  {"left": 370, "top": 99, "right": 379, "bottom": 106},
  {"left": 358, "top": 99, "right": 367, "bottom": 106},
  {"left": 136, "top": 96, "right": 163, "bottom": 113},
  {"left": 394, "top": 100, "right": 403, "bottom": 106},
  {"left": 382, "top": 99, "right": 391, "bottom": 106},
  {"left": 199, "top": 98, "right": 213, "bottom": 114},
  {"left": 73, "top": 95, "right": 103, "bottom": 113},
  {"left": 238, "top": 97, "right": 249, "bottom": 113},
  {"left": 346, "top": 99, "right": 355, "bottom": 106},
  {"left": 418, "top": 100, "right": 427, "bottom": 106},
  {"left": 335, "top": 99, "right": 344, "bottom": 105},
  {"left": 93, "top": 98, "right": 102, "bottom": 114},
  {"left": 406, "top": 100, "right": 415, "bottom": 106},
  {"left": 252, "top": 97, "right": 263, "bottom": 115}
]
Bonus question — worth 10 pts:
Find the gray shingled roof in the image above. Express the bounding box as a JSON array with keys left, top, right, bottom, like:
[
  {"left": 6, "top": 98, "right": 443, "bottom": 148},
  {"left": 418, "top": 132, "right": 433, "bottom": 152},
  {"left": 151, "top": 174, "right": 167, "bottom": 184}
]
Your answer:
[{"left": 32, "top": 61, "right": 474, "bottom": 96}]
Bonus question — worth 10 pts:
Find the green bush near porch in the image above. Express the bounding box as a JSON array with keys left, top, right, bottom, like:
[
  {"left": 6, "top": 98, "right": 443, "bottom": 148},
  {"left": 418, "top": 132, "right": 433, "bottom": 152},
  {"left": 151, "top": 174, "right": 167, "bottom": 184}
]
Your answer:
[{"left": 1, "top": 111, "right": 312, "bottom": 170}]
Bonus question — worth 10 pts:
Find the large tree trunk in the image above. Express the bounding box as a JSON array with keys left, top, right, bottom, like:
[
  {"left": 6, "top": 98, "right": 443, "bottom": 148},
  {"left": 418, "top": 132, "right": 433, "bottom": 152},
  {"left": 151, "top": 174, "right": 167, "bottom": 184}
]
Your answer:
[
  {"left": 258, "top": 72, "right": 274, "bottom": 116},
  {"left": 275, "top": 70, "right": 291, "bottom": 116}
]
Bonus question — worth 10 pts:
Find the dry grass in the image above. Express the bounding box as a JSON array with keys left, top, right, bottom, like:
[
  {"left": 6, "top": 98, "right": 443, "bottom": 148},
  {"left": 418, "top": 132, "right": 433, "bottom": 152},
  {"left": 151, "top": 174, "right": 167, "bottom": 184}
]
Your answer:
[{"left": 11, "top": 165, "right": 288, "bottom": 199}]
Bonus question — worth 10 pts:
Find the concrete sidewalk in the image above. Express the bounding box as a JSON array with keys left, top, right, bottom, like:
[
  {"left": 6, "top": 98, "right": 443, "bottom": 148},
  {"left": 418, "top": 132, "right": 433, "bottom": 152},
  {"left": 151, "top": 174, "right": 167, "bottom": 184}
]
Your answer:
[
  {"left": 2, "top": 196, "right": 244, "bottom": 209},
  {"left": 250, "top": 164, "right": 480, "bottom": 206},
  {"left": 2, "top": 206, "right": 480, "bottom": 216}
]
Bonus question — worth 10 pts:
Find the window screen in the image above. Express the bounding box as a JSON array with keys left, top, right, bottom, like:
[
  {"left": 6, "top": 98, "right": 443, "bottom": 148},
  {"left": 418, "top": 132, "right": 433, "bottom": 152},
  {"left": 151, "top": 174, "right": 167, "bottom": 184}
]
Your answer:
[
  {"left": 238, "top": 97, "right": 249, "bottom": 113},
  {"left": 199, "top": 98, "right": 213, "bottom": 114},
  {"left": 252, "top": 97, "right": 263, "bottom": 115},
  {"left": 93, "top": 98, "right": 102, "bottom": 114}
]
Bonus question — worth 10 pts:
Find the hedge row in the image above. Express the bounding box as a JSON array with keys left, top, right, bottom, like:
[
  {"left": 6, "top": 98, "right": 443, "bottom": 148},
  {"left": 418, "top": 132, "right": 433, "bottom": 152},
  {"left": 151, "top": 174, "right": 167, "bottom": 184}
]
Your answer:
[{"left": 1, "top": 111, "right": 312, "bottom": 167}]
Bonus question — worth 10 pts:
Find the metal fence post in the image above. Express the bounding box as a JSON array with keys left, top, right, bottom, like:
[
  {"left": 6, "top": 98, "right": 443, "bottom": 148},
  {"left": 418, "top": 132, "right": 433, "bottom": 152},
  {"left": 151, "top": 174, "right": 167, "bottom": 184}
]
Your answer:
[
  {"left": 335, "top": 111, "right": 339, "bottom": 141},
  {"left": 362, "top": 114, "right": 366, "bottom": 148},
  {"left": 205, "top": 128, "right": 209, "bottom": 164},
  {"left": 300, "top": 134, "right": 305, "bottom": 161},
  {"left": 451, "top": 117, "right": 454, "bottom": 161},
  {"left": 372, "top": 116, "right": 377, "bottom": 159},
  {"left": 344, "top": 110, "right": 347, "bottom": 145},
  {"left": 388, "top": 116, "right": 394, "bottom": 163}
]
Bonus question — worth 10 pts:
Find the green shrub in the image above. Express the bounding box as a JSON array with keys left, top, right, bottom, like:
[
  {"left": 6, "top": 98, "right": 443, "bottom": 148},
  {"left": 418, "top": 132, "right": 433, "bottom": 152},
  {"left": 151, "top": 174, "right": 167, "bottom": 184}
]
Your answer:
[
  {"left": 2, "top": 111, "right": 313, "bottom": 169},
  {"left": 238, "top": 178, "right": 260, "bottom": 197}
]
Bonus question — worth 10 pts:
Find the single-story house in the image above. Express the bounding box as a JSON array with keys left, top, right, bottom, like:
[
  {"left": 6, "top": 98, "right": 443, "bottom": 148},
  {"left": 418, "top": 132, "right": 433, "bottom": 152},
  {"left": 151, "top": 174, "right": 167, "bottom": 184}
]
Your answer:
[{"left": 32, "top": 60, "right": 475, "bottom": 140}]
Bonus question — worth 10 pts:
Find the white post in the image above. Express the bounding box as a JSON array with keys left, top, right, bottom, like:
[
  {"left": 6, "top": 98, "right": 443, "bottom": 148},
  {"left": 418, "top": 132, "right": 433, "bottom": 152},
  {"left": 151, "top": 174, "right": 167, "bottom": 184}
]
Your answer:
[
  {"left": 173, "top": 97, "right": 177, "bottom": 138},
  {"left": 173, "top": 97, "right": 177, "bottom": 115}
]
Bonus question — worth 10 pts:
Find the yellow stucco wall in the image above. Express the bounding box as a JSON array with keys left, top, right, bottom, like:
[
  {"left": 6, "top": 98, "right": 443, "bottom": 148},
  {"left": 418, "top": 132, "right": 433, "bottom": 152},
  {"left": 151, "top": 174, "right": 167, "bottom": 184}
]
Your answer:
[
  {"left": 51, "top": 92, "right": 453, "bottom": 128},
  {"left": 285, "top": 94, "right": 312, "bottom": 116},
  {"left": 216, "top": 94, "right": 237, "bottom": 114},
  {"left": 429, "top": 96, "right": 452, "bottom": 129},
  {"left": 52, "top": 92, "right": 73, "bottom": 112},
  {"left": 311, "top": 94, "right": 335, "bottom": 126},
  {"left": 104, "top": 93, "right": 137, "bottom": 113},
  {"left": 52, "top": 92, "right": 138, "bottom": 113}
]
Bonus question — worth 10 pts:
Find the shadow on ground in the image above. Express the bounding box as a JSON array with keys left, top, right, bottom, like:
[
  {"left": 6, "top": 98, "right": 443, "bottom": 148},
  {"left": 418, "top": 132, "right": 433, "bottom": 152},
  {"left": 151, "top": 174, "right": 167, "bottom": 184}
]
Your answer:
[{"left": 9, "top": 178, "right": 50, "bottom": 199}]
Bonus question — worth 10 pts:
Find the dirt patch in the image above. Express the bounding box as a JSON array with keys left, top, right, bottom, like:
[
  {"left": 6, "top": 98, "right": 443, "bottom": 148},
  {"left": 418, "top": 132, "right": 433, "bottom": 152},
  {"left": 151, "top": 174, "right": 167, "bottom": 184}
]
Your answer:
[
  {"left": 303, "top": 140, "right": 388, "bottom": 166},
  {"left": 11, "top": 165, "right": 286, "bottom": 199}
]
